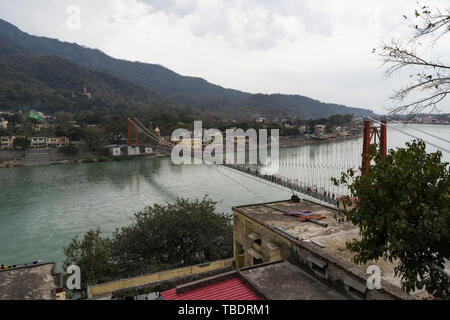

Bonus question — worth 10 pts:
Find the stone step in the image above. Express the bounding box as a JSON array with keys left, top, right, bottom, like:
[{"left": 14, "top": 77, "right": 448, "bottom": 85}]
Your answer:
[{"left": 25, "top": 150, "right": 50, "bottom": 165}]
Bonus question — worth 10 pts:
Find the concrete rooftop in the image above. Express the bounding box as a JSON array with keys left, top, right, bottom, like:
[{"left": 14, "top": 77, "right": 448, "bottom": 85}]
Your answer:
[
  {"left": 233, "top": 199, "right": 449, "bottom": 299},
  {"left": 234, "top": 200, "right": 356, "bottom": 242},
  {"left": 241, "top": 261, "right": 347, "bottom": 300},
  {"left": 0, "top": 263, "right": 61, "bottom": 300}
]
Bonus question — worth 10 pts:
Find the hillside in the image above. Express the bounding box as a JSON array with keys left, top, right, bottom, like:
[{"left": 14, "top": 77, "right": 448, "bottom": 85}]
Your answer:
[
  {"left": 0, "top": 19, "right": 250, "bottom": 110},
  {"left": 238, "top": 94, "right": 375, "bottom": 119},
  {"left": 0, "top": 18, "right": 376, "bottom": 119},
  {"left": 0, "top": 35, "right": 182, "bottom": 117}
]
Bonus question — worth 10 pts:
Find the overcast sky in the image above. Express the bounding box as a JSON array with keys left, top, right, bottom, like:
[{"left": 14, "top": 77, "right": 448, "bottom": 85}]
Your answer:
[{"left": 1, "top": 0, "right": 449, "bottom": 114}]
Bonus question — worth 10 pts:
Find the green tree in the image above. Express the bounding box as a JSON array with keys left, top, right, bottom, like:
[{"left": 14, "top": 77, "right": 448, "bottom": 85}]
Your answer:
[
  {"left": 112, "top": 197, "right": 233, "bottom": 278},
  {"left": 0, "top": 127, "right": 9, "bottom": 136},
  {"left": 55, "top": 111, "right": 74, "bottom": 125},
  {"left": 68, "top": 127, "right": 85, "bottom": 142},
  {"left": 333, "top": 140, "right": 449, "bottom": 298},
  {"left": 13, "top": 136, "right": 30, "bottom": 150},
  {"left": 84, "top": 126, "right": 106, "bottom": 152},
  {"left": 55, "top": 127, "right": 67, "bottom": 137},
  {"left": 60, "top": 143, "right": 78, "bottom": 155},
  {"left": 62, "top": 229, "right": 117, "bottom": 299},
  {"left": 63, "top": 197, "right": 233, "bottom": 298}
]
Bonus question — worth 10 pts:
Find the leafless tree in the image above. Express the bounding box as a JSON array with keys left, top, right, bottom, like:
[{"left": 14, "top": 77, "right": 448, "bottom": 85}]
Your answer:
[{"left": 375, "top": 4, "right": 450, "bottom": 117}]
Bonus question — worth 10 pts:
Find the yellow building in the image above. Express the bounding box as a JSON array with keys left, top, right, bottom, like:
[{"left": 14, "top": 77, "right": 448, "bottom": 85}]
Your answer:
[
  {"left": 31, "top": 137, "right": 47, "bottom": 148},
  {"left": 174, "top": 138, "right": 203, "bottom": 149},
  {"left": 84, "top": 198, "right": 448, "bottom": 300},
  {"left": 0, "top": 136, "right": 14, "bottom": 150},
  {"left": 230, "top": 199, "right": 448, "bottom": 300},
  {"left": 35, "top": 123, "right": 50, "bottom": 132},
  {"left": 46, "top": 137, "right": 69, "bottom": 148},
  {"left": 338, "top": 131, "right": 351, "bottom": 137}
]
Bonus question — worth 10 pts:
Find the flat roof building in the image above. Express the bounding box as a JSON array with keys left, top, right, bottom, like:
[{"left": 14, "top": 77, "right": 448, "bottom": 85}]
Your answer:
[
  {"left": 232, "top": 199, "right": 449, "bottom": 300},
  {"left": 0, "top": 136, "right": 14, "bottom": 150},
  {"left": 0, "top": 262, "right": 64, "bottom": 300},
  {"left": 87, "top": 198, "right": 449, "bottom": 300}
]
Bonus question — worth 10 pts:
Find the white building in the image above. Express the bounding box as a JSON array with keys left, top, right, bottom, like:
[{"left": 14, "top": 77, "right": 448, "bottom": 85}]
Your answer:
[{"left": 314, "top": 125, "right": 327, "bottom": 137}]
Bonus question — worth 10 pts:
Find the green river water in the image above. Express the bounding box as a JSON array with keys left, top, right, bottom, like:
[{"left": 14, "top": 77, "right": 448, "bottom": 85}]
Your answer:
[{"left": 0, "top": 124, "right": 448, "bottom": 267}]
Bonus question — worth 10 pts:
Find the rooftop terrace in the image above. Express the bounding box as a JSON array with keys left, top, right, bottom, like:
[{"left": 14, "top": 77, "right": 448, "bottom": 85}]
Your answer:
[
  {"left": 0, "top": 262, "right": 62, "bottom": 300},
  {"left": 233, "top": 199, "right": 449, "bottom": 299}
]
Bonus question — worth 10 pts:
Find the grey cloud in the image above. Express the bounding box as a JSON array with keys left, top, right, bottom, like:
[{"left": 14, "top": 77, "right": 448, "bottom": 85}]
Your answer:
[
  {"left": 137, "top": 0, "right": 334, "bottom": 48},
  {"left": 140, "top": 0, "right": 198, "bottom": 17}
]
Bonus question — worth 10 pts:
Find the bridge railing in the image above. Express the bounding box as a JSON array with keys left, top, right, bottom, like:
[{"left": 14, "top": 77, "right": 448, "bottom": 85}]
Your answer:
[{"left": 223, "top": 164, "right": 340, "bottom": 205}]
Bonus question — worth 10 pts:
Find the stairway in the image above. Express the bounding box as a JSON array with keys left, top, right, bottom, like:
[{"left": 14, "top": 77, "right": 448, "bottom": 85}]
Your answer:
[{"left": 24, "top": 149, "right": 50, "bottom": 166}]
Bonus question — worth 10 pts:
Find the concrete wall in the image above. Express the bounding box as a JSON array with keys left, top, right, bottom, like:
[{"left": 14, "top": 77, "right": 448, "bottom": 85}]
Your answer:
[
  {"left": 1, "top": 145, "right": 100, "bottom": 164},
  {"left": 87, "top": 258, "right": 234, "bottom": 299},
  {"left": 47, "top": 146, "right": 95, "bottom": 161},
  {"left": 233, "top": 210, "right": 408, "bottom": 300},
  {"left": 0, "top": 150, "right": 25, "bottom": 161}
]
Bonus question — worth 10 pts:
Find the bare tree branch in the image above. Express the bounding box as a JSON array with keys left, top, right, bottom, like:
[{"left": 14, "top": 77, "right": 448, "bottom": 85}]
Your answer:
[
  {"left": 410, "top": 5, "right": 450, "bottom": 42},
  {"left": 376, "top": 3, "right": 450, "bottom": 116}
]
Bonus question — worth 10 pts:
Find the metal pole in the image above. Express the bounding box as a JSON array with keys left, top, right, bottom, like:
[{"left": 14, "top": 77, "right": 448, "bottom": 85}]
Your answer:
[
  {"left": 362, "top": 120, "right": 371, "bottom": 175},
  {"left": 380, "top": 120, "right": 387, "bottom": 157},
  {"left": 135, "top": 120, "right": 139, "bottom": 146},
  {"left": 128, "top": 119, "right": 131, "bottom": 147}
]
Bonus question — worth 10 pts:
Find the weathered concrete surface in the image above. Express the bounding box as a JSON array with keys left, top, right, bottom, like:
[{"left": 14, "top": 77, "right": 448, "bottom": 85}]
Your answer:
[
  {"left": 0, "top": 144, "right": 98, "bottom": 166},
  {"left": 89, "top": 259, "right": 235, "bottom": 299},
  {"left": 0, "top": 150, "right": 25, "bottom": 161},
  {"left": 235, "top": 200, "right": 356, "bottom": 242},
  {"left": 240, "top": 261, "right": 347, "bottom": 300},
  {"left": 0, "top": 263, "right": 61, "bottom": 300},
  {"left": 232, "top": 200, "right": 422, "bottom": 299}
]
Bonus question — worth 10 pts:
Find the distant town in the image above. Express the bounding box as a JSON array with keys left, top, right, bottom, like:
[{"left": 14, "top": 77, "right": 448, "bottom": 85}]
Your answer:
[
  {"left": 1, "top": 108, "right": 449, "bottom": 166},
  {"left": 0, "top": 108, "right": 368, "bottom": 166}
]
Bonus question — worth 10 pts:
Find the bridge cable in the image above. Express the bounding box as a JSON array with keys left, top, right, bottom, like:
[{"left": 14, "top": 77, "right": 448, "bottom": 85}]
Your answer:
[
  {"left": 128, "top": 118, "right": 174, "bottom": 147},
  {"left": 367, "top": 117, "right": 450, "bottom": 154},
  {"left": 386, "top": 119, "right": 450, "bottom": 144},
  {"left": 133, "top": 118, "right": 175, "bottom": 147}
]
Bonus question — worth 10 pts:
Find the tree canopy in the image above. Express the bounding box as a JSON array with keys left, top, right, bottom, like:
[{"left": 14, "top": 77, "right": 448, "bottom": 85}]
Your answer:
[
  {"left": 333, "top": 140, "right": 449, "bottom": 298},
  {"left": 63, "top": 197, "right": 233, "bottom": 298},
  {"left": 12, "top": 136, "right": 30, "bottom": 150}
]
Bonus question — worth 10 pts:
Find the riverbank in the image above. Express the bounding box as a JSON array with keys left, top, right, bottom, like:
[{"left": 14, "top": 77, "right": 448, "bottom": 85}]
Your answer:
[
  {"left": 279, "top": 134, "right": 363, "bottom": 149},
  {"left": 0, "top": 135, "right": 362, "bottom": 168},
  {"left": 0, "top": 124, "right": 446, "bottom": 267},
  {"left": 0, "top": 147, "right": 170, "bottom": 168}
]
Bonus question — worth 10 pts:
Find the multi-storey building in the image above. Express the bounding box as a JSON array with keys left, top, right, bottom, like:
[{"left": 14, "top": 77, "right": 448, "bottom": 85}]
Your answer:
[
  {"left": 45, "top": 137, "right": 69, "bottom": 148},
  {"left": 0, "top": 136, "right": 14, "bottom": 150},
  {"left": 314, "top": 125, "right": 327, "bottom": 137},
  {"left": 31, "top": 137, "right": 47, "bottom": 148}
]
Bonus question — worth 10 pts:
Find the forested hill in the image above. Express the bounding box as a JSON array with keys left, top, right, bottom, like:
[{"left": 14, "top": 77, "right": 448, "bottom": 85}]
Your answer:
[
  {"left": 0, "top": 35, "right": 184, "bottom": 117},
  {"left": 0, "top": 19, "right": 250, "bottom": 110},
  {"left": 238, "top": 94, "right": 375, "bottom": 119},
  {"left": 0, "top": 18, "right": 376, "bottom": 119}
]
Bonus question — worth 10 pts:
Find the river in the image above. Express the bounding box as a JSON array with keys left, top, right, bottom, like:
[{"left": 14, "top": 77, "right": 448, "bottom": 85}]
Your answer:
[{"left": 0, "top": 124, "right": 448, "bottom": 267}]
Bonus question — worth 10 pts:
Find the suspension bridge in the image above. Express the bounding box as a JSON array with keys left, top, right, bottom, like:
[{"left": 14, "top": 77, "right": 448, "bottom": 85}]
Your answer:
[{"left": 126, "top": 118, "right": 450, "bottom": 207}]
